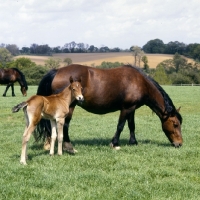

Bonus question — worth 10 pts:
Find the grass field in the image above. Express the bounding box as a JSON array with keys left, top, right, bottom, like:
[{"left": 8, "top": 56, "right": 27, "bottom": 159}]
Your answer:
[
  {"left": 0, "top": 85, "right": 200, "bottom": 199},
  {"left": 15, "top": 53, "right": 181, "bottom": 68}
]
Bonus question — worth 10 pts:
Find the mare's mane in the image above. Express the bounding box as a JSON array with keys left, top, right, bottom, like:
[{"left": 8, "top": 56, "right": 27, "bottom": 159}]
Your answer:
[
  {"left": 124, "top": 64, "right": 182, "bottom": 124},
  {"left": 12, "top": 68, "right": 28, "bottom": 90}
]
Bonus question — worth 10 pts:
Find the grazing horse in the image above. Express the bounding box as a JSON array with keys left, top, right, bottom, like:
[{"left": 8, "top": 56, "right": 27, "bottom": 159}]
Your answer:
[
  {"left": 0, "top": 68, "right": 28, "bottom": 96},
  {"left": 12, "top": 76, "right": 84, "bottom": 165},
  {"left": 36, "top": 64, "right": 183, "bottom": 153}
]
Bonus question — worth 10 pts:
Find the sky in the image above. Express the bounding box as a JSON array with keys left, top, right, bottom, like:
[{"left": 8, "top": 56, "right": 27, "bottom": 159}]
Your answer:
[{"left": 0, "top": 0, "right": 200, "bottom": 49}]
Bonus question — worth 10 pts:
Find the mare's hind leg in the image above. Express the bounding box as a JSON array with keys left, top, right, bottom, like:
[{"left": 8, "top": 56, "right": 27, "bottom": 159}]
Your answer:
[
  {"left": 3, "top": 84, "right": 11, "bottom": 97},
  {"left": 111, "top": 110, "right": 127, "bottom": 149},
  {"left": 127, "top": 110, "right": 138, "bottom": 145},
  {"left": 20, "top": 124, "right": 36, "bottom": 165},
  {"left": 49, "top": 120, "right": 57, "bottom": 156}
]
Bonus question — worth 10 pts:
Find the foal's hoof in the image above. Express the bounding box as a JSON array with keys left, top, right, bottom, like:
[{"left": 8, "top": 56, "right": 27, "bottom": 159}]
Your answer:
[
  {"left": 20, "top": 160, "right": 27, "bottom": 165},
  {"left": 110, "top": 143, "right": 121, "bottom": 150}
]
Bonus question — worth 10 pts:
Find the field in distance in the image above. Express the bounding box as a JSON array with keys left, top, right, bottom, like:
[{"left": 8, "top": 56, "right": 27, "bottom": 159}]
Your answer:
[{"left": 15, "top": 52, "right": 194, "bottom": 68}]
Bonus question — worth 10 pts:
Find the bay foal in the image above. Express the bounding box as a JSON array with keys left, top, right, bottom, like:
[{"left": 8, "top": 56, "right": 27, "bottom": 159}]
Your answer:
[{"left": 12, "top": 76, "right": 84, "bottom": 165}]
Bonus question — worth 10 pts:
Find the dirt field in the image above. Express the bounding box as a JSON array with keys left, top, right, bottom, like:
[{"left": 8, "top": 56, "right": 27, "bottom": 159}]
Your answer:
[{"left": 15, "top": 52, "right": 193, "bottom": 68}]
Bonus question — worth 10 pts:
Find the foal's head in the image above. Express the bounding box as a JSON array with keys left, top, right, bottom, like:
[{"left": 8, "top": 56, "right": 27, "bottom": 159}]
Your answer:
[{"left": 69, "top": 76, "right": 84, "bottom": 102}]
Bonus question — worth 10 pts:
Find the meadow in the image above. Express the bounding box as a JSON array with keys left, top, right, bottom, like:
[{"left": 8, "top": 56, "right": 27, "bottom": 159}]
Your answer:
[{"left": 0, "top": 85, "right": 199, "bottom": 199}]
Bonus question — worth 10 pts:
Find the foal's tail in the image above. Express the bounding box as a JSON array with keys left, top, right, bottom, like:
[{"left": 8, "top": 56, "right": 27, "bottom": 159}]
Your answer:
[{"left": 12, "top": 102, "right": 27, "bottom": 113}]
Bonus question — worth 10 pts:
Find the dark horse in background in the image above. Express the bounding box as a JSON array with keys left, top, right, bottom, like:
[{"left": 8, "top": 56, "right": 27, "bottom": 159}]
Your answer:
[
  {"left": 0, "top": 68, "right": 28, "bottom": 96},
  {"left": 36, "top": 64, "right": 183, "bottom": 152}
]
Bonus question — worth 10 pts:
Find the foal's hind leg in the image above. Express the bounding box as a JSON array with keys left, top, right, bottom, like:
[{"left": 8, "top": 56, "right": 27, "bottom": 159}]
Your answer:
[{"left": 20, "top": 124, "right": 36, "bottom": 165}]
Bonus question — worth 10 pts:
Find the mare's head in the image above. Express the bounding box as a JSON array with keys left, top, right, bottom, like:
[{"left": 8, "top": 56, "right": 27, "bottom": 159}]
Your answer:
[
  {"left": 13, "top": 68, "right": 28, "bottom": 96},
  {"left": 69, "top": 76, "right": 84, "bottom": 103},
  {"left": 21, "top": 86, "right": 27, "bottom": 96},
  {"left": 162, "top": 107, "right": 183, "bottom": 147}
]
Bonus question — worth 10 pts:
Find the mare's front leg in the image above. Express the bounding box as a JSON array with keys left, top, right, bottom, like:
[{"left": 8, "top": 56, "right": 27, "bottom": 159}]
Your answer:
[
  {"left": 111, "top": 110, "right": 127, "bottom": 149},
  {"left": 20, "top": 124, "right": 36, "bottom": 165},
  {"left": 63, "top": 106, "right": 77, "bottom": 153},
  {"left": 3, "top": 84, "right": 11, "bottom": 97},
  {"left": 127, "top": 110, "right": 138, "bottom": 145},
  {"left": 56, "top": 117, "right": 65, "bottom": 155},
  {"left": 11, "top": 83, "right": 15, "bottom": 96},
  {"left": 49, "top": 120, "right": 57, "bottom": 156}
]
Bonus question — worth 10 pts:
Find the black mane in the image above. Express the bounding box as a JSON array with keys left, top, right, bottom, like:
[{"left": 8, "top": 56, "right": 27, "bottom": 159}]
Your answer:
[
  {"left": 124, "top": 64, "right": 182, "bottom": 124},
  {"left": 12, "top": 68, "right": 28, "bottom": 90}
]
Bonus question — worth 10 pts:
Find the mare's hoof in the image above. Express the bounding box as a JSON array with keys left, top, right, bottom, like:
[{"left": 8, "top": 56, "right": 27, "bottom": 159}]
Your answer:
[
  {"left": 44, "top": 140, "right": 51, "bottom": 151},
  {"left": 63, "top": 142, "right": 77, "bottom": 154},
  {"left": 110, "top": 143, "right": 121, "bottom": 150}
]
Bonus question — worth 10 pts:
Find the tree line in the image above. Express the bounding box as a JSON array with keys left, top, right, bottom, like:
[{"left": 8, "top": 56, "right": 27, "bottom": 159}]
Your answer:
[
  {"left": 142, "top": 39, "right": 200, "bottom": 61},
  {"left": 1, "top": 39, "right": 200, "bottom": 62},
  {"left": 0, "top": 39, "right": 200, "bottom": 85}
]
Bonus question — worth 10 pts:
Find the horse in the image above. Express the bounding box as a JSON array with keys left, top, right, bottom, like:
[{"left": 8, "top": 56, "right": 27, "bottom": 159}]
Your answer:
[
  {"left": 0, "top": 68, "right": 28, "bottom": 96},
  {"left": 12, "top": 76, "right": 84, "bottom": 165},
  {"left": 35, "top": 64, "right": 183, "bottom": 153}
]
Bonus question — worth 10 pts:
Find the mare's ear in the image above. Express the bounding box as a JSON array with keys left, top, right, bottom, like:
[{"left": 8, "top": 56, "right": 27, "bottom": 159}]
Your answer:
[
  {"left": 177, "top": 107, "right": 181, "bottom": 113},
  {"left": 69, "top": 76, "right": 73, "bottom": 83}
]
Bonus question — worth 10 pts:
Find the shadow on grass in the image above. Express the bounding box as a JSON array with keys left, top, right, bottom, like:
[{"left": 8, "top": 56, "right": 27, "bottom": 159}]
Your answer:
[{"left": 72, "top": 138, "right": 171, "bottom": 147}]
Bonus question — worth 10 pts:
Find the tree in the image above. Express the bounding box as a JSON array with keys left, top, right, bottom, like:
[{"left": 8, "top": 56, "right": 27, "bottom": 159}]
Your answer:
[
  {"left": 173, "top": 53, "right": 187, "bottom": 72},
  {"left": 130, "top": 46, "right": 144, "bottom": 67},
  {"left": 142, "top": 39, "right": 165, "bottom": 53},
  {"left": 153, "top": 64, "right": 171, "bottom": 85},
  {"left": 21, "top": 47, "right": 30, "bottom": 54},
  {"left": 165, "top": 41, "right": 186, "bottom": 54},
  {"left": 6, "top": 44, "right": 20, "bottom": 56},
  {"left": 63, "top": 58, "right": 72, "bottom": 66},
  {"left": 0, "top": 48, "right": 12, "bottom": 67},
  {"left": 13, "top": 57, "right": 36, "bottom": 70},
  {"left": 45, "top": 58, "right": 61, "bottom": 69},
  {"left": 141, "top": 55, "right": 150, "bottom": 73}
]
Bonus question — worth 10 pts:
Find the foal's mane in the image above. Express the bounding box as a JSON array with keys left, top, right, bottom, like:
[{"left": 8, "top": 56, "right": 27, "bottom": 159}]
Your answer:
[
  {"left": 12, "top": 68, "right": 28, "bottom": 90},
  {"left": 124, "top": 64, "right": 182, "bottom": 124}
]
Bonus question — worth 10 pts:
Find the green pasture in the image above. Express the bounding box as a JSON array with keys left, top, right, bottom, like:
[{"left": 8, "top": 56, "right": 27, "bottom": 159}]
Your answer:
[{"left": 0, "top": 85, "right": 199, "bottom": 199}]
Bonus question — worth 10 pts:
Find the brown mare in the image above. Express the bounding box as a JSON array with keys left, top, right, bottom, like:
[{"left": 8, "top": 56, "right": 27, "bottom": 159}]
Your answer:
[
  {"left": 36, "top": 64, "right": 183, "bottom": 153},
  {"left": 0, "top": 68, "right": 28, "bottom": 96},
  {"left": 12, "top": 76, "right": 84, "bottom": 165}
]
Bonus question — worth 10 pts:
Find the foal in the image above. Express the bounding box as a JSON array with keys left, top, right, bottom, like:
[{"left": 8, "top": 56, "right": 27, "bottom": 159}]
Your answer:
[{"left": 12, "top": 76, "right": 84, "bottom": 165}]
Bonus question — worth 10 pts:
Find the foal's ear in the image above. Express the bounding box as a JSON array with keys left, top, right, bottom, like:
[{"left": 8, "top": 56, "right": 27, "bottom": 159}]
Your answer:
[
  {"left": 69, "top": 76, "right": 74, "bottom": 83},
  {"left": 177, "top": 107, "right": 181, "bottom": 113}
]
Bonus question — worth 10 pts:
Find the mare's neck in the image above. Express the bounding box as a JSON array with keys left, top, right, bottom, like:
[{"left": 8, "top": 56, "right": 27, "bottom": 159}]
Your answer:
[{"left": 145, "top": 86, "right": 166, "bottom": 120}]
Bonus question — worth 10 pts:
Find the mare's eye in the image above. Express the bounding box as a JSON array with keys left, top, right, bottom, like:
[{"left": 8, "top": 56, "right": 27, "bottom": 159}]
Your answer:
[{"left": 174, "top": 123, "right": 178, "bottom": 128}]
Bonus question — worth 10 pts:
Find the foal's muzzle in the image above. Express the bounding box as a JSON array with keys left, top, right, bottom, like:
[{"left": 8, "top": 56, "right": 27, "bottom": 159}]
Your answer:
[{"left": 76, "top": 96, "right": 84, "bottom": 104}]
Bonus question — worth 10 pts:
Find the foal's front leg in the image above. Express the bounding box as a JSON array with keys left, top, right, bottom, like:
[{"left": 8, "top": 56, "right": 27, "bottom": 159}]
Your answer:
[
  {"left": 50, "top": 120, "right": 57, "bottom": 156},
  {"left": 56, "top": 117, "right": 65, "bottom": 155}
]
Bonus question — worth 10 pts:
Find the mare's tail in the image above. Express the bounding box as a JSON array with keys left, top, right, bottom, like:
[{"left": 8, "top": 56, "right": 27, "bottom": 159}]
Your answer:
[
  {"left": 12, "top": 102, "right": 27, "bottom": 113},
  {"left": 34, "top": 68, "right": 58, "bottom": 141}
]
